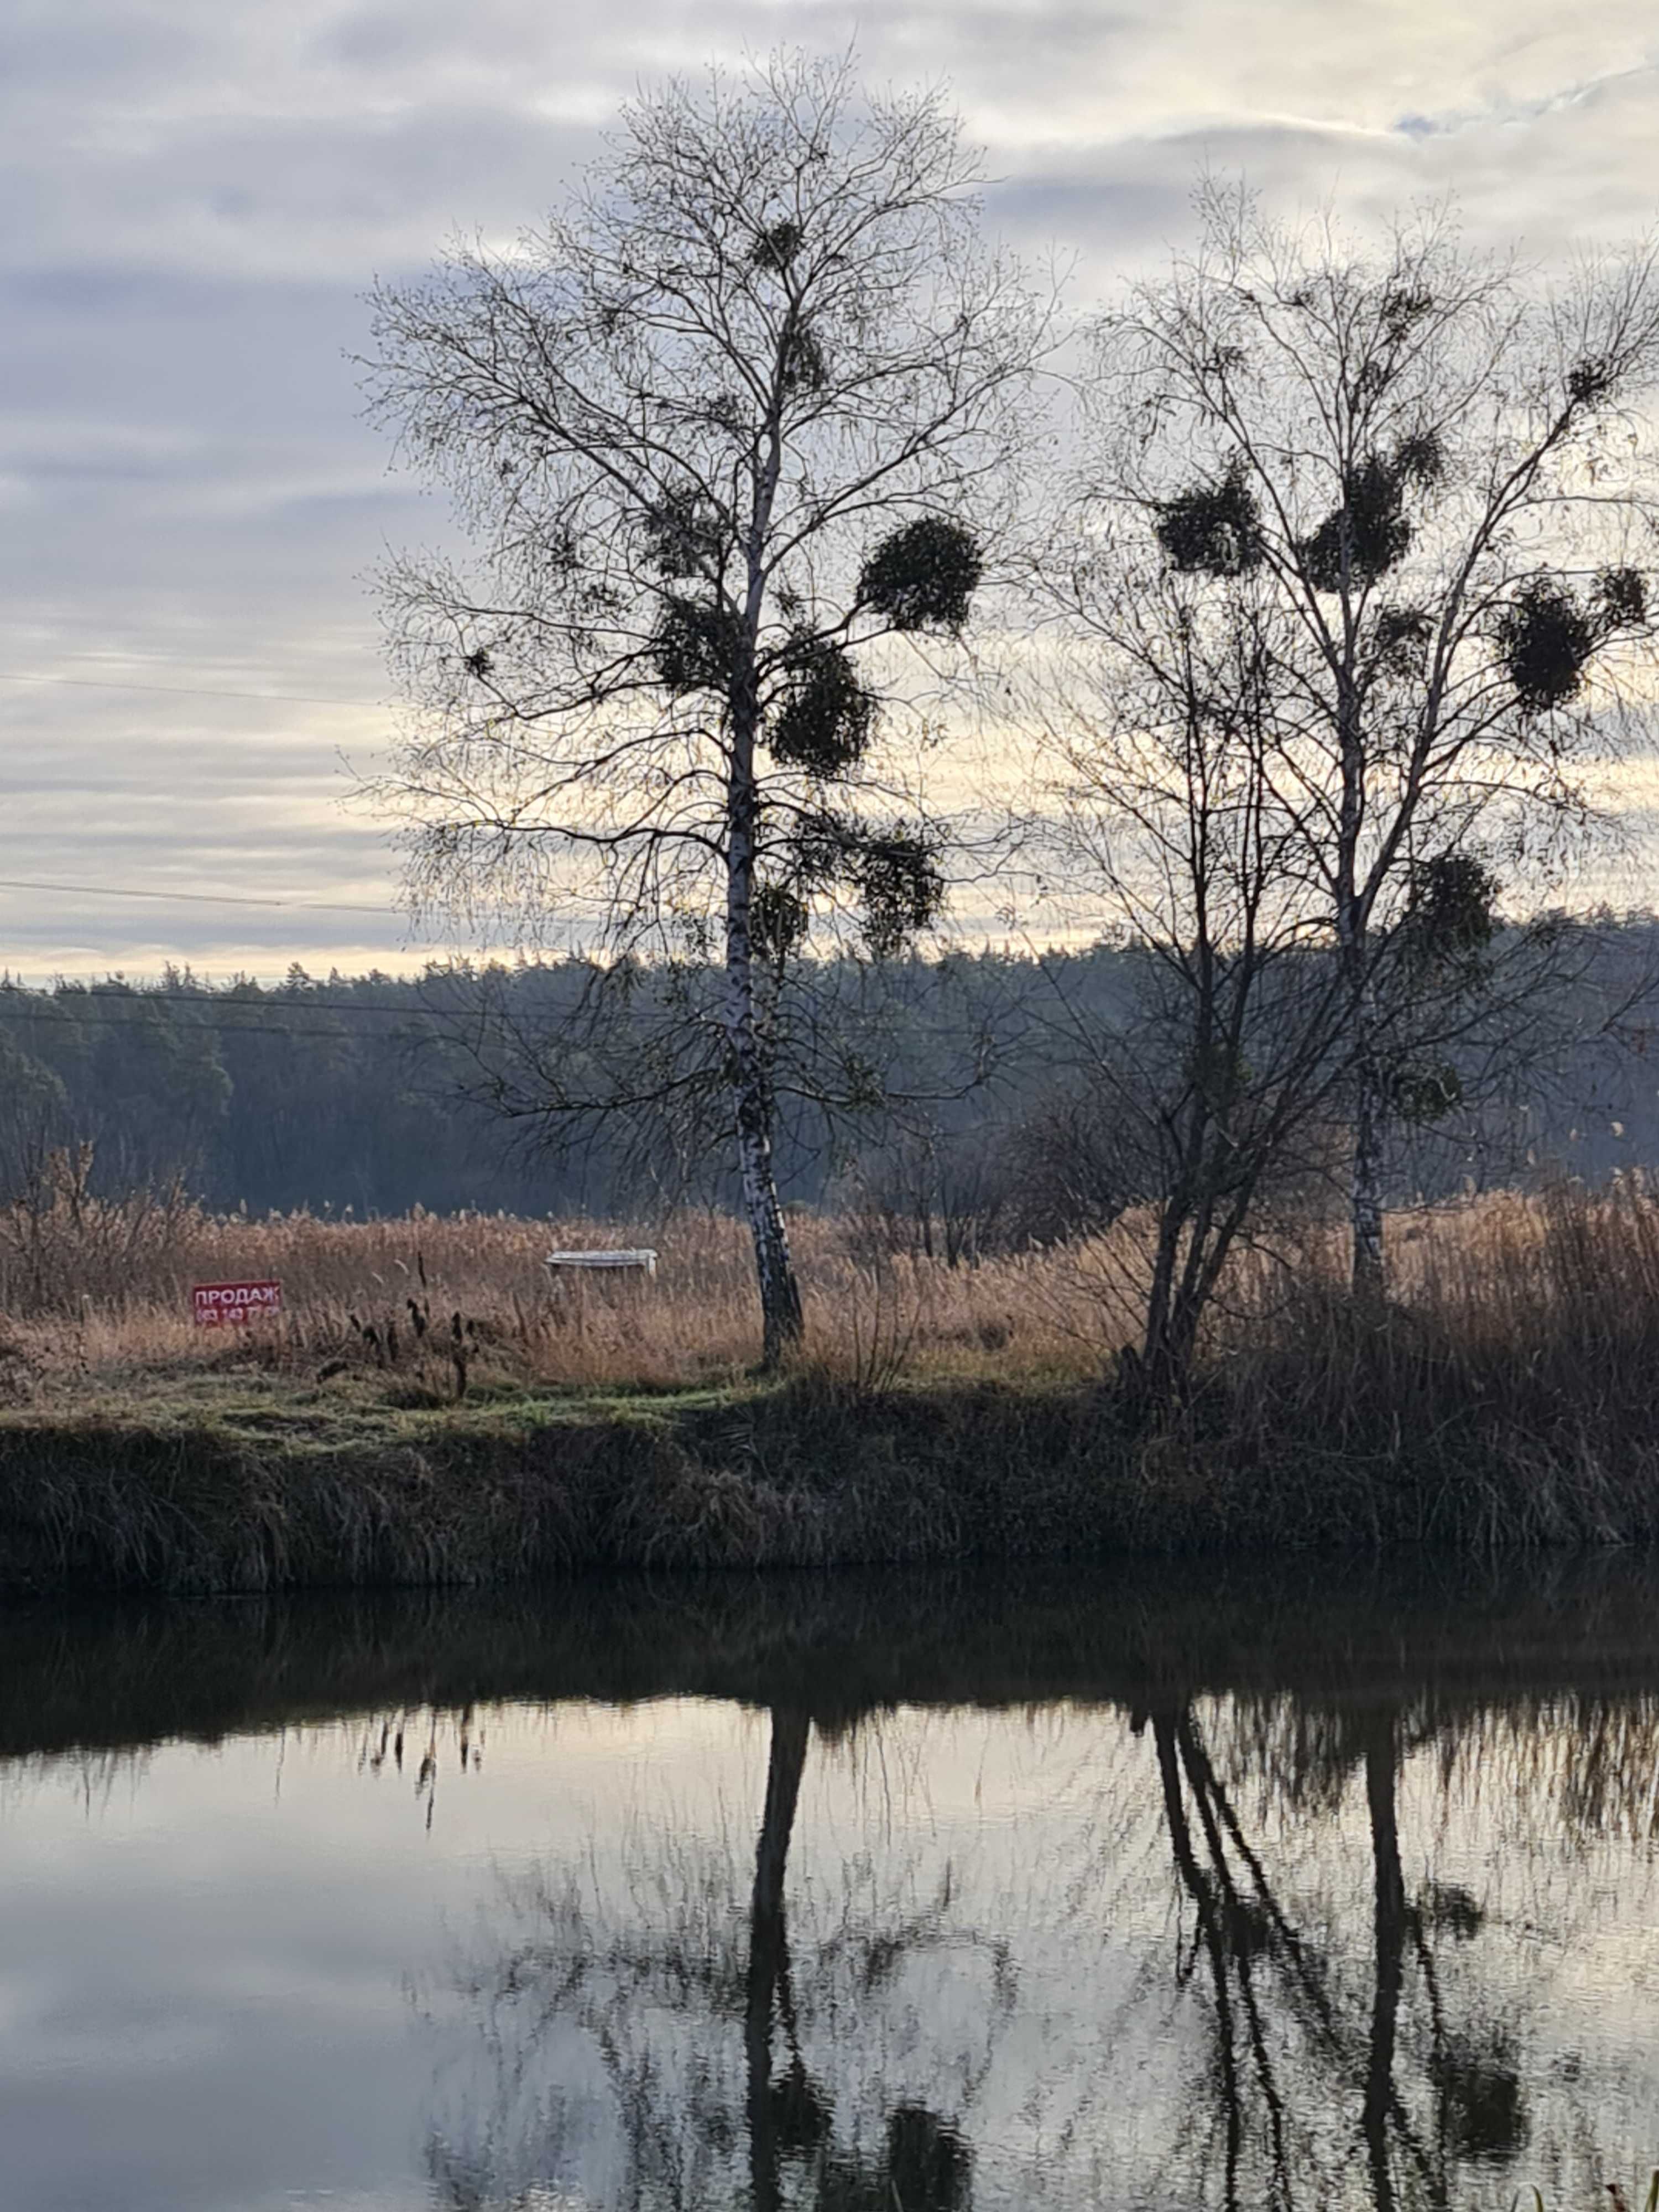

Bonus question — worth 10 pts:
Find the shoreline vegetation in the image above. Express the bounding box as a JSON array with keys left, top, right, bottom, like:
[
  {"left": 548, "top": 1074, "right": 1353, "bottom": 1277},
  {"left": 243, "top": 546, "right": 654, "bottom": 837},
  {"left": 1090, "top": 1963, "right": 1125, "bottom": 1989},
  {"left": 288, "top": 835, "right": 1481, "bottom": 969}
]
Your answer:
[{"left": 4, "top": 1185, "right": 1659, "bottom": 1590}]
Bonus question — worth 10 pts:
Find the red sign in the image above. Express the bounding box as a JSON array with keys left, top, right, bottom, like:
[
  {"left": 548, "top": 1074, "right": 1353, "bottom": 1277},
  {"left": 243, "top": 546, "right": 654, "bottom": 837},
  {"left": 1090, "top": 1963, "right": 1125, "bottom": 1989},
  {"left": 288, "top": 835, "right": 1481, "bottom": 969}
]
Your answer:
[{"left": 193, "top": 1280, "right": 283, "bottom": 1327}]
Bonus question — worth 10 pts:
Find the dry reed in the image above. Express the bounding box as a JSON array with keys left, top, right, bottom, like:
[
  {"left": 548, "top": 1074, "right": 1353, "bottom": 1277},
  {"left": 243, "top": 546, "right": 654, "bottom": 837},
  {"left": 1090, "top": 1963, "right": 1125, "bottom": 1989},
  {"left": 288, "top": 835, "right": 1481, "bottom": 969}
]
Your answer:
[
  {"left": 0, "top": 1177, "right": 1147, "bottom": 1401},
  {"left": 0, "top": 1170, "right": 1657, "bottom": 1409},
  {"left": 2, "top": 1176, "right": 1659, "bottom": 1590}
]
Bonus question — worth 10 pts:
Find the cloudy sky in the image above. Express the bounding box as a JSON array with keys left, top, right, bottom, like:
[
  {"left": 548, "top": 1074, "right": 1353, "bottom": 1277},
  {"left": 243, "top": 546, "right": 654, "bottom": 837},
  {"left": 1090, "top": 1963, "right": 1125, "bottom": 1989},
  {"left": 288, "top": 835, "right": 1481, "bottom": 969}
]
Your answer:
[{"left": 3, "top": 0, "right": 1656, "bottom": 979}]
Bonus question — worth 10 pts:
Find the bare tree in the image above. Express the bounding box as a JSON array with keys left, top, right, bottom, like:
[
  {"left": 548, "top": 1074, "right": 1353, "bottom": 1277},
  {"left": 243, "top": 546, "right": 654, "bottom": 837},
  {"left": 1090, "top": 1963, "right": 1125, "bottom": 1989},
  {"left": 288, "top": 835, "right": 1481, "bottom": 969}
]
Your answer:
[
  {"left": 1034, "top": 583, "right": 1357, "bottom": 1394},
  {"left": 1072, "top": 183, "right": 1659, "bottom": 1295},
  {"left": 364, "top": 53, "right": 1052, "bottom": 1362},
  {"left": 1035, "top": 573, "right": 1655, "bottom": 1392}
]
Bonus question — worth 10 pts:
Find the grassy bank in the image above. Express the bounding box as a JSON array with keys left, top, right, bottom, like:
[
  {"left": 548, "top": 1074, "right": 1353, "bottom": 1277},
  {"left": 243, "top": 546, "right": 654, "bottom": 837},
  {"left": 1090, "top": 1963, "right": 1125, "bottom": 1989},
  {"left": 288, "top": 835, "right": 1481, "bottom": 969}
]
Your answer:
[
  {"left": 2, "top": 1182, "right": 1659, "bottom": 1588},
  {"left": 4, "top": 1287, "right": 1659, "bottom": 1588},
  {"left": 0, "top": 1365, "right": 1120, "bottom": 1591}
]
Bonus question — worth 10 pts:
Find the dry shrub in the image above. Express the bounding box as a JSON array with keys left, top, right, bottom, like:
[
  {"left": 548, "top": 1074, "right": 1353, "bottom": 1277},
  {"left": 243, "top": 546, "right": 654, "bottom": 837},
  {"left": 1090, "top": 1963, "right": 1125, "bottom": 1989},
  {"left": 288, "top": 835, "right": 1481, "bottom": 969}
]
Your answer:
[{"left": 1181, "top": 1177, "right": 1659, "bottom": 1551}]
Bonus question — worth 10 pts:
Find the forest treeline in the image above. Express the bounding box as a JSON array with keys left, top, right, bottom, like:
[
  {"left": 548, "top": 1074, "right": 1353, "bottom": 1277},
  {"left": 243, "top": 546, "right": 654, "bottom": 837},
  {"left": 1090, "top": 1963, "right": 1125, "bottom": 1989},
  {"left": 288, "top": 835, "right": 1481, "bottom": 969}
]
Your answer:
[{"left": 0, "top": 929, "right": 1652, "bottom": 1230}]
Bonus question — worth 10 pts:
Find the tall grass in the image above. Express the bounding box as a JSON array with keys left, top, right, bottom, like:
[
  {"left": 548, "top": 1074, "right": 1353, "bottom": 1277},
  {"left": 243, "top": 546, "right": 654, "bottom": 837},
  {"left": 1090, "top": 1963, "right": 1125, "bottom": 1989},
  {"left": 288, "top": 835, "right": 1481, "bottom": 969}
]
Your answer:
[
  {"left": 1192, "top": 1182, "right": 1659, "bottom": 1550},
  {"left": 4, "top": 1171, "right": 1659, "bottom": 1588},
  {"left": 3, "top": 1161, "right": 1659, "bottom": 1413},
  {"left": 0, "top": 1162, "right": 1142, "bottom": 1399}
]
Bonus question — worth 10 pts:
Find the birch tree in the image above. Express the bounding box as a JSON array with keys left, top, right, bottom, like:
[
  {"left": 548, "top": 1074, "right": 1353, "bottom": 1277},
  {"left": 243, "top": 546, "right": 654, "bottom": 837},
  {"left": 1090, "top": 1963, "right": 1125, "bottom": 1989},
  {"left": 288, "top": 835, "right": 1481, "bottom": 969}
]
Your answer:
[
  {"left": 364, "top": 53, "right": 1050, "bottom": 1362},
  {"left": 1074, "top": 185, "right": 1659, "bottom": 1296}
]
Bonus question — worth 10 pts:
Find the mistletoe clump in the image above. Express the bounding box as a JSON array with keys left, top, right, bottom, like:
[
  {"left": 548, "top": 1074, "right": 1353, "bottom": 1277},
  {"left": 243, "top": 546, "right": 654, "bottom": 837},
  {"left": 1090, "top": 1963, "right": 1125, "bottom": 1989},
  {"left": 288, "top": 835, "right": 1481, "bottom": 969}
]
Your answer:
[
  {"left": 643, "top": 489, "right": 723, "bottom": 578},
  {"left": 1401, "top": 852, "right": 1498, "bottom": 966},
  {"left": 652, "top": 594, "right": 744, "bottom": 695},
  {"left": 749, "top": 881, "right": 810, "bottom": 963},
  {"left": 1154, "top": 460, "right": 1263, "bottom": 577},
  {"left": 1597, "top": 564, "right": 1647, "bottom": 631},
  {"left": 1300, "top": 434, "right": 1443, "bottom": 594},
  {"left": 1379, "top": 289, "right": 1435, "bottom": 343},
  {"left": 1301, "top": 457, "right": 1407, "bottom": 592},
  {"left": 768, "top": 638, "right": 878, "bottom": 778},
  {"left": 789, "top": 811, "right": 946, "bottom": 958},
  {"left": 1393, "top": 429, "right": 1444, "bottom": 486},
  {"left": 1496, "top": 576, "right": 1600, "bottom": 713},
  {"left": 848, "top": 829, "right": 945, "bottom": 957},
  {"left": 857, "top": 517, "right": 983, "bottom": 633},
  {"left": 1498, "top": 564, "right": 1647, "bottom": 714},
  {"left": 752, "top": 218, "right": 805, "bottom": 272},
  {"left": 1568, "top": 357, "right": 1616, "bottom": 405}
]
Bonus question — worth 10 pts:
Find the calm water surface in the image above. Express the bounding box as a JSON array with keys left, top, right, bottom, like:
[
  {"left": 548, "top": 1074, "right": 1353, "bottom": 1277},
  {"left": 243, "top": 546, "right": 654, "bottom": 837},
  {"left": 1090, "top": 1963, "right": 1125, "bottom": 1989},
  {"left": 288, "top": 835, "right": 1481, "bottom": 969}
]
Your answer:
[{"left": 4, "top": 1563, "right": 1659, "bottom": 2210}]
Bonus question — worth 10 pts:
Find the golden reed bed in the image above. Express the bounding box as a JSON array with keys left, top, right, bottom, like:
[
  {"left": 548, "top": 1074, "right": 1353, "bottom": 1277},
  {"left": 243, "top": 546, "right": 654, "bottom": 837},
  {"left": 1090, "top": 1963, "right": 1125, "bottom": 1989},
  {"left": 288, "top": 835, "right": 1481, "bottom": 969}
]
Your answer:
[{"left": 0, "top": 1159, "right": 1653, "bottom": 1402}]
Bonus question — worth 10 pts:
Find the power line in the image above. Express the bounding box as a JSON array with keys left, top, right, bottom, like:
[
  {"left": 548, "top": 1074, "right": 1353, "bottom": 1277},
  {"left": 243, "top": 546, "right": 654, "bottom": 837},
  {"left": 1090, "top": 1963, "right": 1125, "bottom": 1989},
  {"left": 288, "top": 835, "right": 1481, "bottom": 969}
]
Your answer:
[
  {"left": 1, "top": 986, "right": 452, "bottom": 1019},
  {"left": 0, "top": 981, "right": 575, "bottom": 1022},
  {"left": 0, "top": 672, "right": 380, "bottom": 708},
  {"left": 0, "top": 876, "right": 396, "bottom": 917},
  {"left": 0, "top": 986, "right": 507, "bottom": 1035},
  {"left": 0, "top": 1006, "right": 442, "bottom": 1042}
]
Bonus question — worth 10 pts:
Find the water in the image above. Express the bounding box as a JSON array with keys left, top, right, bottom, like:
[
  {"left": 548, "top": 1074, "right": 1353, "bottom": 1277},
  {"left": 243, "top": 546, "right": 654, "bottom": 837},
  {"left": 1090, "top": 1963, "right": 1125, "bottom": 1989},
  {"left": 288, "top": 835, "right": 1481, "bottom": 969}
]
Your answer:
[{"left": 4, "top": 1563, "right": 1659, "bottom": 2211}]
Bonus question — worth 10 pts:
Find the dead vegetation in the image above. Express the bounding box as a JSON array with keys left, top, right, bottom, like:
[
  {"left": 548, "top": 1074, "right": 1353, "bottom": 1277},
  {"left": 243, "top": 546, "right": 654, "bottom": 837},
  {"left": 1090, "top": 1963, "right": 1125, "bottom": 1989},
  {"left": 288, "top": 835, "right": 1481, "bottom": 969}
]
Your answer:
[
  {"left": 0, "top": 1165, "right": 1142, "bottom": 1404},
  {"left": 1, "top": 1173, "right": 1659, "bottom": 1589},
  {"left": 0, "top": 1159, "right": 1655, "bottom": 1412}
]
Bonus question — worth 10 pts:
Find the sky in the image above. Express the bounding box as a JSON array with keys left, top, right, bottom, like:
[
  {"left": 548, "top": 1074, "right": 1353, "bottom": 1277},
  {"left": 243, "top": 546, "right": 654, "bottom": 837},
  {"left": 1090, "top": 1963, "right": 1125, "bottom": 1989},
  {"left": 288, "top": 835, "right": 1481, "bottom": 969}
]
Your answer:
[{"left": 3, "top": 0, "right": 1658, "bottom": 980}]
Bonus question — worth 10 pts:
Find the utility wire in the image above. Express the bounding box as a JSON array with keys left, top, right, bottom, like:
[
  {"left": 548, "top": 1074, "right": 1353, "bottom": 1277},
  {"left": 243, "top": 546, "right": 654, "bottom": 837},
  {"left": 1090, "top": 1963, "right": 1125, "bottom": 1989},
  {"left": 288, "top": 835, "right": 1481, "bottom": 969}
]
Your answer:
[
  {"left": 0, "top": 876, "right": 395, "bottom": 916},
  {"left": 0, "top": 987, "right": 462, "bottom": 1019},
  {"left": 0, "top": 1007, "right": 450, "bottom": 1042},
  {"left": 0, "top": 672, "right": 380, "bottom": 708},
  {"left": 0, "top": 982, "right": 572, "bottom": 1021}
]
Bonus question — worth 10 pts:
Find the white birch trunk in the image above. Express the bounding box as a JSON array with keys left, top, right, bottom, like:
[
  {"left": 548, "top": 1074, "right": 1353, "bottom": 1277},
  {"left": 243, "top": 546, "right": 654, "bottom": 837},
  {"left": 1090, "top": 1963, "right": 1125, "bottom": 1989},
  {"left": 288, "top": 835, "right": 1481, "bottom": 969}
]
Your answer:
[
  {"left": 1334, "top": 628, "right": 1386, "bottom": 1301},
  {"left": 723, "top": 751, "right": 804, "bottom": 1368}
]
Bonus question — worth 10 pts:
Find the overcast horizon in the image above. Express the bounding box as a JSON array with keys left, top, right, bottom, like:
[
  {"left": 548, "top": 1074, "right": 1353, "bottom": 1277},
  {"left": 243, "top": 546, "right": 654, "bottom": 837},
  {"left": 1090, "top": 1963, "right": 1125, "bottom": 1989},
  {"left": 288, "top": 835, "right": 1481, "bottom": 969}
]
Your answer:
[{"left": 4, "top": 0, "right": 1658, "bottom": 980}]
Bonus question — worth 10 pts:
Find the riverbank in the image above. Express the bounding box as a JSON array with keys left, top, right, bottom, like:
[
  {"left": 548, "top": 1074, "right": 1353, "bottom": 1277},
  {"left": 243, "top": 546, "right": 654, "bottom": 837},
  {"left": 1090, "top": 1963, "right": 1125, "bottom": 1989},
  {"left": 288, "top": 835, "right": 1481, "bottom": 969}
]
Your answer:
[
  {"left": 0, "top": 1180, "right": 1657, "bottom": 1588},
  {"left": 5, "top": 1285, "right": 1659, "bottom": 1590},
  {"left": 0, "top": 1366, "right": 1121, "bottom": 1592}
]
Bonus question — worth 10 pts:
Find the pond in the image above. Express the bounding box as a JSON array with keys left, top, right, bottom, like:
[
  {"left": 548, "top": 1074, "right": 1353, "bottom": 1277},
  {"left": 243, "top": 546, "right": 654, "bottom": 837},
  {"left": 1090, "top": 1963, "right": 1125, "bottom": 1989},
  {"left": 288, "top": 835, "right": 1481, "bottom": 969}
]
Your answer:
[{"left": 4, "top": 1561, "right": 1659, "bottom": 2210}]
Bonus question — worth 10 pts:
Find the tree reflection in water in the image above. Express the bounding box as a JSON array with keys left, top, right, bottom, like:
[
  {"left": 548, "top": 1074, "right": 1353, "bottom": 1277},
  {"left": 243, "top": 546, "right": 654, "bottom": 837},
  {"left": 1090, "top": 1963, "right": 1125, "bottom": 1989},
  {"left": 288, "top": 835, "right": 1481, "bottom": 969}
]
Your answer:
[
  {"left": 1145, "top": 1694, "right": 1538, "bottom": 2212},
  {"left": 428, "top": 1699, "right": 983, "bottom": 2212},
  {"left": 748, "top": 1713, "right": 974, "bottom": 2212},
  {"left": 424, "top": 1679, "right": 1656, "bottom": 2212}
]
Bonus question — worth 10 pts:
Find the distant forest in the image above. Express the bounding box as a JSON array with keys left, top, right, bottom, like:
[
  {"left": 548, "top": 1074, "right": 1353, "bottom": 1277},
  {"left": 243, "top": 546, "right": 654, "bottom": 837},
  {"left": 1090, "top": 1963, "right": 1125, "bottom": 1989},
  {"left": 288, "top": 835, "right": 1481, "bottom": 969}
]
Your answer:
[{"left": 0, "top": 930, "right": 1653, "bottom": 1230}]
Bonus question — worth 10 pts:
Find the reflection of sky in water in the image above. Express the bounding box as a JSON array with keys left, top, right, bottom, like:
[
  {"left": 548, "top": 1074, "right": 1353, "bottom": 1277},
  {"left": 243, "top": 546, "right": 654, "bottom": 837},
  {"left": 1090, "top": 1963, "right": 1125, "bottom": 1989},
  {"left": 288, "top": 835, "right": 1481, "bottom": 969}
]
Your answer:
[{"left": 1, "top": 1697, "right": 1657, "bottom": 2210}]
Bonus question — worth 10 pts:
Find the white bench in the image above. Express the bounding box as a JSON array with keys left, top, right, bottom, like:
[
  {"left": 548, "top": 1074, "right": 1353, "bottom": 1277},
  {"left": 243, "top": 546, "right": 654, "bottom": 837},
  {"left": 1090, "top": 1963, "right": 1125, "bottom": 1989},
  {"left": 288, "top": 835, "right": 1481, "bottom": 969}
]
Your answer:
[{"left": 544, "top": 1249, "right": 658, "bottom": 1279}]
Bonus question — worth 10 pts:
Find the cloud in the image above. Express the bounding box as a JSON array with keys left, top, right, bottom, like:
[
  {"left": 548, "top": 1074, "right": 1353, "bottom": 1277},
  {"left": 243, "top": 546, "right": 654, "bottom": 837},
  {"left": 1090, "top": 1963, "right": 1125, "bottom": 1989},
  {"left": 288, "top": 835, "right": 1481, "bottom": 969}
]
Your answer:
[{"left": 3, "top": 0, "right": 1659, "bottom": 974}]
